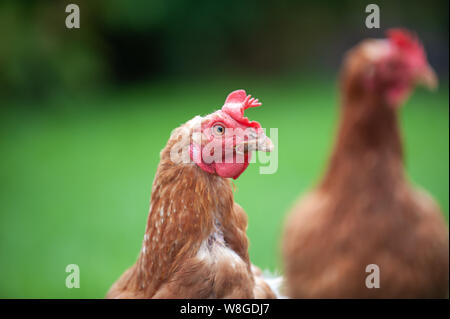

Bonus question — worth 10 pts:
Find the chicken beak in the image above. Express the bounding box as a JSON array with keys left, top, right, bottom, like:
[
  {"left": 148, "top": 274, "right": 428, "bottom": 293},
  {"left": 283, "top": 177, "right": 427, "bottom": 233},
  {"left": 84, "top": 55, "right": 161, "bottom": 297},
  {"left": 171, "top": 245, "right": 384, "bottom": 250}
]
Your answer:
[
  {"left": 417, "top": 64, "right": 438, "bottom": 91},
  {"left": 237, "top": 130, "right": 273, "bottom": 153},
  {"left": 255, "top": 132, "right": 274, "bottom": 152}
]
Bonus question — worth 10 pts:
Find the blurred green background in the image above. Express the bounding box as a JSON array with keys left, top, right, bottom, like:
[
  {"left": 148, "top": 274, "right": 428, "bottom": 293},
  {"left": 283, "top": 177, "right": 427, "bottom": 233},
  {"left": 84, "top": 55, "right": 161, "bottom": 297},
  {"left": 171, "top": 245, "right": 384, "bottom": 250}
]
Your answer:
[{"left": 0, "top": 0, "right": 448, "bottom": 298}]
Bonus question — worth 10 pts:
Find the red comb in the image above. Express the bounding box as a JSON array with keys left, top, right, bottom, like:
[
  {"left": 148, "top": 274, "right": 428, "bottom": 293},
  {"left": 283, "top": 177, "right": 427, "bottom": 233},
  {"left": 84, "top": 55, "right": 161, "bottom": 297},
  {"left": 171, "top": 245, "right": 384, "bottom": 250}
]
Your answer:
[
  {"left": 387, "top": 28, "right": 426, "bottom": 64},
  {"left": 222, "top": 90, "right": 262, "bottom": 128}
]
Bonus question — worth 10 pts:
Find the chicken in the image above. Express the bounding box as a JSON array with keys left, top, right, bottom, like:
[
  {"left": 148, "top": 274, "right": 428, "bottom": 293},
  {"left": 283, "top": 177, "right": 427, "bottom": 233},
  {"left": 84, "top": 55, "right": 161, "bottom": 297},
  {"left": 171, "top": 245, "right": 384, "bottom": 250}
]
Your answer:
[
  {"left": 282, "top": 29, "right": 449, "bottom": 298},
  {"left": 107, "top": 90, "right": 276, "bottom": 299}
]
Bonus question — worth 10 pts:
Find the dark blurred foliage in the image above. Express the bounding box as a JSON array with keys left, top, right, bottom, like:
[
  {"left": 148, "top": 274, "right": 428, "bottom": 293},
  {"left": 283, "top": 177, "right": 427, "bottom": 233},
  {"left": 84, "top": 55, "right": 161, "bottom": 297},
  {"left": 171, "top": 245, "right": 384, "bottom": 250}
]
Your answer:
[{"left": 0, "top": 0, "right": 448, "bottom": 101}]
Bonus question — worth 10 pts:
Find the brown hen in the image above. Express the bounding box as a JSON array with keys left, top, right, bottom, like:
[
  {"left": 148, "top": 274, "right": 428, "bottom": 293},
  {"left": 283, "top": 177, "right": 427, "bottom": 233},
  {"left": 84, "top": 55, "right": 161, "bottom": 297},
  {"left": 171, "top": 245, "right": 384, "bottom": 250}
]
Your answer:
[
  {"left": 282, "top": 29, "right": 449, "bottom": 298},
  {"left": 107, "top": 90, "right": 276, "bottom": 299}
]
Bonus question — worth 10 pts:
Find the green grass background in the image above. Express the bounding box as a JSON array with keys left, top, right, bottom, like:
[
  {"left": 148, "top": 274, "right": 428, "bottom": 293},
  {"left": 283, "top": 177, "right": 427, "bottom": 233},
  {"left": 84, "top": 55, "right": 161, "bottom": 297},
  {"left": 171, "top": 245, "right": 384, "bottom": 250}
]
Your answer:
[{"left": 0, "top": 76, "right": 448, "bottom": 298}]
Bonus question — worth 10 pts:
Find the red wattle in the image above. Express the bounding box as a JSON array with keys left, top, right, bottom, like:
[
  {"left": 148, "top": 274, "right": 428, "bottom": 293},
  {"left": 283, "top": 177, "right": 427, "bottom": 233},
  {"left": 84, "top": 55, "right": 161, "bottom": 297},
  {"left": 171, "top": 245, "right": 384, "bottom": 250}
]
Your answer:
[{"left": 189, "top": 144, "right": 250, "bottom": 179}]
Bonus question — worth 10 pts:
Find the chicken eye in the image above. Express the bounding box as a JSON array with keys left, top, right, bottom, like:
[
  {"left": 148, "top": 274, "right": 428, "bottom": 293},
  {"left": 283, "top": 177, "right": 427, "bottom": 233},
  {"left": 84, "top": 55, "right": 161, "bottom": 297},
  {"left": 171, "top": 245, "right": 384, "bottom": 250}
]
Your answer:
[{"left": 212, "top": 124, "right": 225, "bottom": 136}]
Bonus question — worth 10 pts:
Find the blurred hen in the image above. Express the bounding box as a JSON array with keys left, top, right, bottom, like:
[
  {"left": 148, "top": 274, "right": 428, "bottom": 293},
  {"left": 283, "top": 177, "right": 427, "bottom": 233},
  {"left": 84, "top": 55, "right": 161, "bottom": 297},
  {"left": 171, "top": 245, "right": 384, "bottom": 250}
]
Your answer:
[{"left": 282, "top": 29, "right": 449, "bottom": 298}]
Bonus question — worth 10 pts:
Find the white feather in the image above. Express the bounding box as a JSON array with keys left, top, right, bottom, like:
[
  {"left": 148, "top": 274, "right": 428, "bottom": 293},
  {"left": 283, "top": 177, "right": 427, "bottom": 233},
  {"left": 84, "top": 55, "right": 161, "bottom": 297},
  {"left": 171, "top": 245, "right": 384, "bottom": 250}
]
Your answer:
[{"left": 261, "top": 270, "right": 287, "bottom": 299}]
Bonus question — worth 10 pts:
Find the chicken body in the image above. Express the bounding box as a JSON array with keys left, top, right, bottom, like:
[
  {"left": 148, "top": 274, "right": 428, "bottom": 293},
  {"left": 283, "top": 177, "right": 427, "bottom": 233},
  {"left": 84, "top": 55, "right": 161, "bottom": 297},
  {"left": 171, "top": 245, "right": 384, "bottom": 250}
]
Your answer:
[
  {"left": 107, "top": 91, "right": 275, "bottom": 298},
  {"left": 282, "top": 30, "right": 449, "bottom": 298}
]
